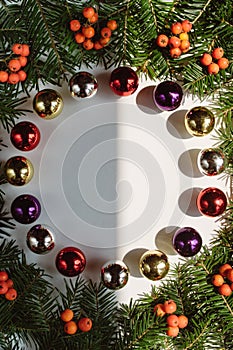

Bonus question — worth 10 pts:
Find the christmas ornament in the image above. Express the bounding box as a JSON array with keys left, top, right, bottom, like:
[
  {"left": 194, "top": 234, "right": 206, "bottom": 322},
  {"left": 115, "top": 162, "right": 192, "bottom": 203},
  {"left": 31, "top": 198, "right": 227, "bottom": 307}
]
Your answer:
[
  {"left": 101, "top": 260, "right": 129, "bottom": 290},
  {"left": 4, "top": 156, "right": 34, "bottom": 186},
  {"left": 153, "top": 81, "right": 183, "bottom": 111},
  {"left": 197, "top": 187, "right": 227, "bottom": 217},
  {"left": 55, "top": 246, "right": 86, "bottom": 277},
  {"left": 139, "top": 250, "right": 169, "bottom": 281},
  {"left": 109, "top": 67, "right": 139, "bottom": 96},
  {"left": 184, "top": 106, "right": 215, "bottom": 136},
  {"left": 11, "top": 194, "right": 41, "bottom": 224},
  {"left": 26, "top": 224, "right": 55, "bottom": 254},
  {"left": 10, "top": 121, "right": 40, "bottom": 151},
  {"left": 33, "top": 89, "right": 63, "bottom": 119},
  {"left": 68, "top": 71, "right": 98, "bottom": 99},
  {"left": 172, "top": 227, "right": 202, "bottom": 257},
  {"left": 197, "top": 148, "right": 226, "bottom": 176}
]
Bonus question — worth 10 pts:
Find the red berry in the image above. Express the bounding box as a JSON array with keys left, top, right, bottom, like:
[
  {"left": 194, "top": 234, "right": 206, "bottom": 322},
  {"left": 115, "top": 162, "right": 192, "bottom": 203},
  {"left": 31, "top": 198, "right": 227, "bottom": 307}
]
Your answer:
[
  {"left": 171, "top": 22, "right": 183, "bottom": 35},
  {"left": 166, "top": 326, "right": 179, "bottom": 337},
  {"left": 170, "top": 47, "right": 182, "bottom": 58},
  {"left": 153, "top": 303, "right": 166, "bottom": 317},
  {"left": 200, "top": 53, "right": 212, "bottom": 66},
  {"left": 166, "top": 314, "right": 179, "bottom": 327},
  {"left": 211, "top": 274, "right": 224, "bottom": 287},
  {"left": 74, "top": 33, "right": 85, "bottom": 44},
  {"left": 226, "top": 269, "right": 233, "bottom": 283},
  {"left": 0, "top": 71, "right": 9, "bottom": 83},
  {"left": 5, "top": 279, "right": 14, "bottom": 288},
  {"left": 212, "top": 47, "right": 224, "bottom": 60},
  {"left": 8, "top": 73, "right": 20, "bottom": 84},
  {"left": 64, "top": 320, "right": 78, "bottom": 334},
  {"left": 78, "top": 317, "right": 92, "bottom": 332},
  {"left": 18, "top": 70, "right": 27, "bottom": 81},
  {"left": 5, "top": 288, "right": 17, "bottom": 300},
  {"left": 83, "top": 39, "right": 94, "bottom": 50},
  {"left": 89, "top": 13, "right": 98, "bottom": 24},
  {"left": 207, "top": 62, "right": 220, "bottom": 75},
  {"left": 60, "top": 309, "right": 74, "bottom": 322},
  {"left": 99, "top": 37, "right": 110, "bottom": 46},
  {"left": 169, "top": 36, "right": 181, "bottom": 48},
  {"left": 101, "top": 27, "right": 112, "bottom": 38},
  {"left": 8, "top": 59, "right": 21, "bottom": 72},
  {"left": 94, "top": 41, "right": 103, "bottom": 50},
  {"left": 181, "top": 20, "right": 192, "bottom": 33},
  {"left": 177, "top": 315, "right": 188, "bottom": 328},
  {"left": 0, "top": 281, "right": 8, "bottom": 294},
  {"left": 82, "top": 26, "right": 95, "bottom": 39},
  {"left": 12, "top": 43, "right": 23, "bottom": 55},
  {"left": 0, "top": 271, "right": 9, "bottom": 281},
  {"left": 217, "top": 57, "right": 229, "bottom": 70},
  {"left": 82, "top": 7, "right": 95, "bottom": 19},
  {"left": 218, "top": 283, "right": 232, "bottom": 296},
  {"left": 70, "top": 19, "right": 81, "bottom": 32},
  {"left": 156, "top": 34, "right": 169, "bottom": 48},
  {"left": 163, "top": 300, "right": 177, "bottom": 314},
  {"left": 21, "top": 44, "right": 30, "bottom": 57},
  {"left": 18, "top": 56, "right": 28, "bottom": 67},
  {"left": 180, "top": 40, "right": 190, "bottom": 52},
  {"left": 219, "top": 264, "right": 232, "bottom": 277},
  {"left": 107, "top": 20, "right": 118, "bottom": 31}
]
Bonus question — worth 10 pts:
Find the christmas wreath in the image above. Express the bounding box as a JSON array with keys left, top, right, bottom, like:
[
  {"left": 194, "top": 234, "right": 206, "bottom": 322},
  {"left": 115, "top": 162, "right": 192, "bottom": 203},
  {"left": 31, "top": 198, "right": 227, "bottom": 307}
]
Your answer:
[{"left": 0, "top": 0, "right": 233, "bottom": 349}]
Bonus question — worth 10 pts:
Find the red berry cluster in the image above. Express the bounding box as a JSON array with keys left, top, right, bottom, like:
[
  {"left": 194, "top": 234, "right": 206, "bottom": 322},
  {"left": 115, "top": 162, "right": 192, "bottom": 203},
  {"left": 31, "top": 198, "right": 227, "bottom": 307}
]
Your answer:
[
  {"left": 0, "top": 271, "right": 17, "bottom": 301},
  {"left": 200, "top": 47, "right": 229, "bottom": 75},
  {"left": 156, "top": 19, "right": 192, "bottom": 59},
  {"left": 0, "top": 43, "right": 30, "bottom": 84},
  {"left": 211, "top": 263, "right": 233, "bottom": 296},
  {"left": 153, "top": 299, "right": 188, "bottom": 337},
  {"left": 60, "top": 308, "right": 93, "bottom": 335},
  {"left": 69, "top": 6, "right": 118, "bottom": 51}
]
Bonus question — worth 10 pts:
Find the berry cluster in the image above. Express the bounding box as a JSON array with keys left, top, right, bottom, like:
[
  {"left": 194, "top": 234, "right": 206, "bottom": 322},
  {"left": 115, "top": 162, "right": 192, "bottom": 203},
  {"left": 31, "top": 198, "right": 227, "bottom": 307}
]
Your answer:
[
  {"left": 200, "top": 47, "right": 229, "bottom": 75},
  {"left": 211, "top": 263, "right": 233, "bottom": 296},
  {"left": 153, "top": 299, "right": 188, "bottom": 337},
  {"left": 69, "top": 6, "right": 118, "bottom": 51},
  {"left": 0, "top": 271, "right": 17, "bottom": 301},
  {"left": 156, "top": 19, "right": 192, "bottom": 59},
  {"left": 60, "top": 308, "right": 92, "bottom": 335},
  {"left": 0, "top": 43, "right": 30, "bottom": 84}
]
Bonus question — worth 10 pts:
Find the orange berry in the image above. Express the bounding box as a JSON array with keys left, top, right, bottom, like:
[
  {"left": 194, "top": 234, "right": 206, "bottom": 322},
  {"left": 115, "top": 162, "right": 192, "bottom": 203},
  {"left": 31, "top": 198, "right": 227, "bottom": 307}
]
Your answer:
[
  {"left": 0, "top": 271, "right": 9, "bottom": 281},
  {"left": 218, "top": 283, "right": 232, "bottom": 296},
  {"left": 78, "top": 317, "right": 92, "bottom": 332},
  {"left": 0, "top": 71, "right": 9, "bottom": 83},
  {"left": 99, "top": 37, "right": 110, "bottom": 46},
  {"left": 8, "top": 59, "right": 21, "bottom": 72},
  {"left": 177, "top": 315, "right": 188, "bottom": 329},
  {"left": 82, "top": 26, "right": 95, "bottom": 39},
  {"left": 12, "top": 43, "right": 23, "bottom": 55},
  {"left": 212, "top": 47, "right": 224, "bottom": 60},
  {"left": 226, "top": 269, "right": 233, "bottom": 283},
  {"left": 8, "top": 73, "right": 20, "bottom": 84},
  {"left": 217, "top": 57, "right": 229, "bottom": 70},
  {"left": 163, "top": 300, "right": 177, "bottom": 314},
  {"left": 170, "top": 47, "right": 182, "bottom": 58},
  {"left": 180, "top": 40, "right": 190, "bottom": 52},
  {"left": 169, "top": 36, "right": 181, "bottom": 48},
  {"left": 171, "top": 22, "right": 183, "bottom": 35},
  {"left": 18, "top": 56, "right": 28, "bottom": 67},
  {"left": 179, "top": 32, "right": 189, "bottom": 41},
  {"left": 153, "top": 303, "right": 166, "bottom": 317},
  {"left": 70, "top": 19, "right": 81, "bottom": 32},
  {"left": 156, "top": 34, "right": 169, "bottom": 48},
  {"left": 219, "top": 264, "right": 232, "bottom": 277},
  {"left": 107, "top": 20, "right": 118, "bottom": 31},
  {"left": 181, "top": 20, "right": 192, "bottom": 33},
  {"left": 18, "top": 70, "right": 27, "bottom": 81},
  {"left": 83, "top": 39, "right": 94, "bottom": 50},
  {"left": 101, "top": 27, "right": 112, "bottom": 38},
  {"left": 200, "top": 53, "right": 212, "bottom": 66},
  {"left": 94, "top": 41, "right": 103, "bottom": 50},
  {"left": 21, "top": 44, "right": 30, "bottom": 57},
  {"left": 89, "top": 13, "right": 98, "bottom": 24},
  {"left": 5, "top": 288, "right": 17, "bottom": 300},
  {"left": 0, "top": 281, "right": 8, "bottom": 294},
  {"left": 64, "top": 320, "right": 78, "bottom": 335},
  {"left": 60, "top": 308, "right": 74, "bottom": 322},
  {"left": 5, "top": 279, "right": 14, "bottom": 288},
  {"left": 230, "top": 283, "right": 233, "bottom": 291},
  {"left": 74, "top": 32, "right": 85, "bottom": 44},
  {"left": 82, "top": 7, "right": 95, "bottom": 19},
  {"left": 211, "top": 274, "right": 224, "bottom": 287},
  {"left": 207, "top": 62, "right": 219, "bottom": 75},
  {"left": 166, "top": 326, "right": 179, "bottom": 337},
  {"left": 166, "top": 314, "right": 179, "bottom": 327}
]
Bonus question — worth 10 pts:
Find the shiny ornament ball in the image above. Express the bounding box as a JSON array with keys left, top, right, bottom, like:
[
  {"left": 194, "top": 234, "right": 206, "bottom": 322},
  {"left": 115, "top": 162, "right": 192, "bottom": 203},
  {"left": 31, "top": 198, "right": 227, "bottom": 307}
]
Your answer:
[
  {"left": 69, "top": 71, "right": 98, "bottom": 99},
  {"left": 197, "top": 148, "right": 226, "bottom": 176},
  {"left": 10, "top": 121, "right": 40, "bottom": 151},
  {"left": 197, "top": 187, "right": 227, "bottom": 217},
  {"left": 184, "top": 106, "right": 215, "bottom": 136},
  {"left": 153, "top": 81, "right": 183, "bottom": 111},
  {"left": 55, "top": 247, "right": 86, "bottom": 277},
  {"left": 139, "top": 250, "right": 169, "bottom": 281},
  {"left": 11, "top": 194, "right": 41, "bottom": 224},
  {"left": 33, "top": 89, "right": 63, "bottom": 119},
  {"left": 109, "top": 67, "right": 139, "bottom": 96},
  {"left": 173, "top": 227, "right": 202, "bottom": 257},
  {"left": 101, "top": 260, "right": 129, "bottom": 290},
  {"left": 27, "top": 224, "right": 55, "bottom": 254},
  {"left": 4, "top": 156, "right": 34, "bottom": 186}
]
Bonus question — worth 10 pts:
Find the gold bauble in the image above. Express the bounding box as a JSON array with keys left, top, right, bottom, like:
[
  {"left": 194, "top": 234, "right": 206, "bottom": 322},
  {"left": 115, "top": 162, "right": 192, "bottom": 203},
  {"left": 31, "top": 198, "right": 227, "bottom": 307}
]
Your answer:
[
  {"left": 33, "top": 89, "right": 63, "bottom": 120},
  {"left": 139, "top": 250, "right": 169, "bottom": 281},
  {"left": 184, "top": 106, "right": 215, "bottom": 137},
  {"left": 4, "top": 156, "right": 34, "bottom": 186}
]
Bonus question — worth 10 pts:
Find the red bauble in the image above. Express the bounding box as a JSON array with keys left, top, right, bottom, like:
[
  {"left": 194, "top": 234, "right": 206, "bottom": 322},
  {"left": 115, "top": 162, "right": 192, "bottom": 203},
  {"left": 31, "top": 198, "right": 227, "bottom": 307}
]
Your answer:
[
  {"left": 55, "top": 247, "right": 86, "bottom": 277},
  {"left": 109, "top": 67, "right": 139, "bottom": 96},
  {"left": 10, "top": 121, "right": 40, "bottom": 151},
  {"left": 197, "top": 187, "right": 227, "bottom": 217}
]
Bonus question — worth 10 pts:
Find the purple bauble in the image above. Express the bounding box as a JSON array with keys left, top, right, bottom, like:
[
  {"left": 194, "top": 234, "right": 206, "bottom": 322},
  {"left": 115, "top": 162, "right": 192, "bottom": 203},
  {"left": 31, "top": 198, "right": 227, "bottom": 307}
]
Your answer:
[
  {"left": 173, "top": 227, "right": 202, "bottom": 257},
  {"left": 153, "top": 81, "right": 183, "bottom": 111},
  {"left": 11, "top": 194, "right": 41, "bottom": 224},
  {"left": 55, "top": 246, "right": 86, "bottom": 277}
]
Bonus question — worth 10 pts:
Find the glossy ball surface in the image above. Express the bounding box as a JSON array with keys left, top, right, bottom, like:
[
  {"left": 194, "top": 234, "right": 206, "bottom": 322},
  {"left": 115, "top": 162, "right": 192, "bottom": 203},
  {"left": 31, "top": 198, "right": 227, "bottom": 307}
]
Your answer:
[
  {"left": 27, "top": 224, "right": 55, "bottom": 254},
  {"left": 69, "top": 71, "right": 98, "bottom": 99},
  {"left": 197, "top": 187, "right": 227, "bottom": 217},
  {"left": 197, "top": 148, "right": 226, "bottom": 176},
  {"left": 139, "top": 250, "right": 169, "bottom": 281},
  {"left": 173, "top": 227, "right": 202, "bottom": 257},
  {"left": 184, "top": 106, "right": 215, "bottom": 136},
  {"left": 33, "top": 89, "right": 63, "bottom": 119},
  {"left": 11, "top": 194, "right": 41, "bottom": 224},
  {"left": 101, "top": 260, "right": 129, "bottom": 290},
  {"left": 153, "top": 81, "right": 183, "bottom": 111},
  {"left": 10, "top": 121, "right": 40, "bottom": 151},
  {"left": 55, "top": 247, "right": 86, "bottom": 277},
  {"left": 4, "top": 156, "right": 34, "bottom": 186},
  {"left": 109, "top": 67, "right": 139, "bottom": 96}
]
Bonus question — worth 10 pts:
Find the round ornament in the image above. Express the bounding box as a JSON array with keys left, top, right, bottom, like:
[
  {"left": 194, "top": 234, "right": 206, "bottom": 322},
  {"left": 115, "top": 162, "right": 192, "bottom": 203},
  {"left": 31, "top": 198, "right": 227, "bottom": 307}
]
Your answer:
[
  {"left": 184, "top": 106, "right": 215, "bottom": 136},
  {"left": 11, "top": 194, "right": 41, "bottom": 224},
  {"left": 10, "top": 121, "right": 40, "bottom": 151},
  {"left": 109, "top": 67, "right": 139, "bottom": 96},
  {"left": 26, "top": 224, "right": 55, "bottom": 254},
  {"left": 139, "top": 250, "right": 169, "bottom": 281},
  {"left": 197, "top": 187, "right": 227, "bottom": 217},
  {"left": 68, "top": 71, "right": 98, "bottom": 99},
  {"left": 173, "top": 227, "right": 202, "bottom": 257},
  {"left": 100, "top": 260, "right": 129, "bottom": 290},
  {"left": 55, "top": 246, "right": 86, "bottom": 277},
  {"left": 197, "top": 148, "right": 226, "bottom": 176},
  {"left": 4, "top": 156, "right": 34, "bottom": 186},
  {"left": 153, "top": 81, "right": 183, "bottom": 111},
  {"left": 33, "top": 89, "right": 63, "bottom": 119}
]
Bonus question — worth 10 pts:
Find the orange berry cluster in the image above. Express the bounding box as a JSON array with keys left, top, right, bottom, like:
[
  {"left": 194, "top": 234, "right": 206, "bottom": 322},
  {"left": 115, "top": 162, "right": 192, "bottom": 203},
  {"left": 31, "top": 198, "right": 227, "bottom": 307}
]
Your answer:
[
  {"left": 60, "top": 308, "right": 93, "bottom": 335},
  {"left": 153, "top": 299, "right": 188, "bottom": 337},
  {"left": 69, "top": 6, "right": 118, "bottom": 51},
  {"left": 211, "top": 263, "right": 233, "bottom": 296},
  {"left": 156, "top": 19, "right": 192, "bottom": 59},
  {"left": 0, "top": 43, "right": 30, "bottom": 84},
  {"left": 0, "top": 271, "right": 17, "bottom": 301},
  {"left": 200, "top": 47, "right": 229, "bottom": 75}
]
